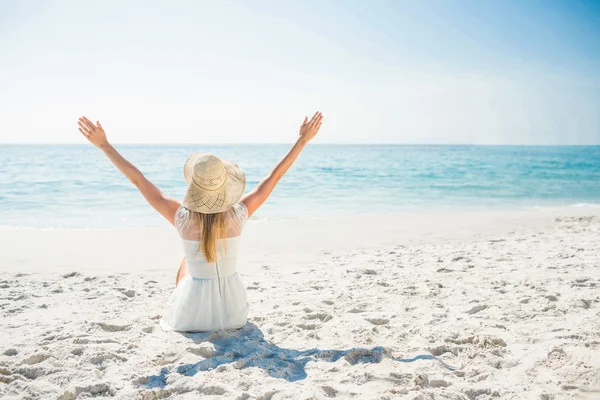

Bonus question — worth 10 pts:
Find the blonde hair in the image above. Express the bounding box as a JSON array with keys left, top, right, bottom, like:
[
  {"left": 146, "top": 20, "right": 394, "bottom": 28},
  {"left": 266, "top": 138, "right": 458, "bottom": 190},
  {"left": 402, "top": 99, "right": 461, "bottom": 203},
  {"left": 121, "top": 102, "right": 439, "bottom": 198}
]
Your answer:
[{"left": 193, "top": 211, "right": 226, "bottom": 263}]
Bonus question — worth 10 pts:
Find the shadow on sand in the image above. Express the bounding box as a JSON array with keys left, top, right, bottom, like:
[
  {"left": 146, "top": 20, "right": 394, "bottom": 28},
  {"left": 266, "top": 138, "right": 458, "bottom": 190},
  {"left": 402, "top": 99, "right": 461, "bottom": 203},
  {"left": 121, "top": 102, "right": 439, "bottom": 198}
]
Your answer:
[{"left": 142, "top": 322, "right": 456, "bottom": 388}]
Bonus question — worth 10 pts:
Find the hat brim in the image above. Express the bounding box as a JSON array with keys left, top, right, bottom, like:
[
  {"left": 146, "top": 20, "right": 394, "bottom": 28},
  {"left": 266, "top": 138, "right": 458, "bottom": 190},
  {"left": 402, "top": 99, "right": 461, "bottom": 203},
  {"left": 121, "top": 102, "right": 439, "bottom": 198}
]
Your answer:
[{"left": 182, "top": 153, "right": 246, "bottom": 214}]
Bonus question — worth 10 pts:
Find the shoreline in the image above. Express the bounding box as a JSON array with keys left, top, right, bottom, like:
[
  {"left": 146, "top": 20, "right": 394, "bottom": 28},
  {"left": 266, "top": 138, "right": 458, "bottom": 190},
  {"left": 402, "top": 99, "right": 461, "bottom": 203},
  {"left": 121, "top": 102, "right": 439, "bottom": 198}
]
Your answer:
[
  {"left": 3, "top": 207, "right": 600, "bottom": 277},
  {"left": 2, "top": 202, "right": 600, "bottom": 231}
]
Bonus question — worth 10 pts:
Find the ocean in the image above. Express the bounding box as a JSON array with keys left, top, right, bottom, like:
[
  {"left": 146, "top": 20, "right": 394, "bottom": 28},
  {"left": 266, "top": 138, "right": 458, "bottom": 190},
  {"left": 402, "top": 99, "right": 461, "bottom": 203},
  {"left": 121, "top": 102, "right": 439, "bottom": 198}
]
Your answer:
[{"left": 1, "top": 144, "right": 599, "bottom": 228}]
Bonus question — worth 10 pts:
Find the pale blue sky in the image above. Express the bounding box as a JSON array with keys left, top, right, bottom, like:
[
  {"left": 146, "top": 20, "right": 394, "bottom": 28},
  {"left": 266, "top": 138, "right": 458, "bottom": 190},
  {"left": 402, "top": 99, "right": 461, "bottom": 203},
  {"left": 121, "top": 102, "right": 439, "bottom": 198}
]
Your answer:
[{"left": 0, "top": 0, "right": 598, "bottom": 144}]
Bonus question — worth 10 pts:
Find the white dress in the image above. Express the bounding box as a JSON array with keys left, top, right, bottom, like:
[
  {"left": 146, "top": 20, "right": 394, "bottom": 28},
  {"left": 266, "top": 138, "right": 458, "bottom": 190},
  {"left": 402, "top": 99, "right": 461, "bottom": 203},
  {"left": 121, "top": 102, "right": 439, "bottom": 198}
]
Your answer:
[{"left": 160, "top": 202, "right": 249, "bottom": 332}]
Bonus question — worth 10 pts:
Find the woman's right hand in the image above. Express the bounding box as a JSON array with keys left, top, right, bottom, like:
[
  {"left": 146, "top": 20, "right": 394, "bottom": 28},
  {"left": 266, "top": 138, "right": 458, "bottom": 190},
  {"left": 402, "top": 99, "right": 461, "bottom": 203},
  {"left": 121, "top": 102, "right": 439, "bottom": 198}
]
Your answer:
[
  {"left": 78, "top": 116, "right": 109, "bottom": 149},
  {"left": 298, "top": 111, "right": 323, "bottom": 144}
]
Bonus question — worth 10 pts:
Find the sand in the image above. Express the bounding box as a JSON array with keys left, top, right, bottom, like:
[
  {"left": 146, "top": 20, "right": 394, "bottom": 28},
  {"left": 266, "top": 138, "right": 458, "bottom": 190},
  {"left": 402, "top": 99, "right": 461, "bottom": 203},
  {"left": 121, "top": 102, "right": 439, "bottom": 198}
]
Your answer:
[{"left": 1, "top": 208, "right": 599, "bottom": 399}]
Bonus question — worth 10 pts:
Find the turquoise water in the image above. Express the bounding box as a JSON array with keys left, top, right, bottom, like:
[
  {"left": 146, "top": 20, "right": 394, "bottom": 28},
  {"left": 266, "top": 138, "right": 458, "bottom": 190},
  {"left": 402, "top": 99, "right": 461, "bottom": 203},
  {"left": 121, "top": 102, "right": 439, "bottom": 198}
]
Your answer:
[{"left": 1, "top": 145, "right": 599, "bottom": 228}]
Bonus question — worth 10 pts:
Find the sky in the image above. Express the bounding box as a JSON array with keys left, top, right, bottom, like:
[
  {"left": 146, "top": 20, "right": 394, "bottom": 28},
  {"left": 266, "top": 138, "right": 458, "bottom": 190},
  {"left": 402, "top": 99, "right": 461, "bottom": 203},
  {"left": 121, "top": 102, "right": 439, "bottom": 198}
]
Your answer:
[{"left": 0, "top": 0, "right": 598, "bottom": 145}]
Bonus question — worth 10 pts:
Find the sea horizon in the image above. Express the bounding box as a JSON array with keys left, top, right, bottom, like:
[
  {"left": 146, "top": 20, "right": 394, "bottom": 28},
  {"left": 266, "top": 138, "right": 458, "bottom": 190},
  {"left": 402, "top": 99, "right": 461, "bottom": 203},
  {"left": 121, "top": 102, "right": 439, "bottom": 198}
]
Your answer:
[{"left": 1, "top": 144, "right": 599, "bottom": 229}]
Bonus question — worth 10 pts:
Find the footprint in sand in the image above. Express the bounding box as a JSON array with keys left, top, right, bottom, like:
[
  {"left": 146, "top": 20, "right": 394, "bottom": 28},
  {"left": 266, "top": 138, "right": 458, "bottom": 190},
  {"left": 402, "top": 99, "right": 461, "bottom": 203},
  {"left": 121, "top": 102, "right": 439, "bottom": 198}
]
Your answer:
[
  {"left": 192, "top": 386, "right": 226, "bottom": 395},
  {"left": 430, "top": 379, "right": 451, "bottom": 388},
  {"left": 15, "top": 364, "right": 57, "bottom": 380},
  {"left": 446, "top": 334, "right": 506, "bottom": 348},
  {"left": 322, "top": 385, "right": 338, "bottom": 397},
  {"left": 0, "top": 367, "right": 15, "bottom": 384},
  {"left": 71, "top": 348, "right": 84, "bottom": 356},
  {"left": 115, "top": 288, "right": 135, "bottom": 298},
  {"left": 70, "top": 383, "right": 116, "bottom": 397},
  {"left": 348, "top": 308, "right": 365, "bottom": 314},
  {"left": 141, "top": 326, "right": 154, "bottom": 334},
  {"left": 365, "top": 318, "right": 389, "bottom": 326},
  {"left": 93, "top": 322, "right": 130, "bottom": 332},
  {"left": 580, "top": 299, "right": 592, "bottom": 309},
  {"left": 428, "top": 345, "right": 458, "bottom": 356},
  {"left": 297, "top": 323, "right": 318, "bottom": 330},
  {"left": 89, "top": 353, "right": 127, "bottom": 366},
  {"left": 414, "top": 373, "right": 428, "bottom": 387},
  {"left": 362, "top": 269, "right": 377, "bottom": 275},
  {"left": 465, "top": 305, "right": 488, "bottom": 314},
  {"left": 452, "top": 256, "right": 469, "bottom": 262},
  {"left": 304, "top": 313, "right": 333, "bottom": 322},
  {"left": 187, "top": 344, "right": 217, "bottom": 358},
  {"left": 21, "top": 353, "right": 51, "bottom": 365},
  {"left": 258, "top": 391, "right": 278, "bottom": 400},
  {"left": 153, "top": 352, "right": 179, "bottom": 366},
  {"left": 342, "top": 348, "right": 388, "bottom": 365}
]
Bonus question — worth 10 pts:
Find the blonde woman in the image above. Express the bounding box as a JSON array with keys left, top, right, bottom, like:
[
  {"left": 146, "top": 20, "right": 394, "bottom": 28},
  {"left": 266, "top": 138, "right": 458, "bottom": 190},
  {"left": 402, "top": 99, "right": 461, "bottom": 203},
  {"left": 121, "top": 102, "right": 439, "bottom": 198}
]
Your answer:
[{"left": 77, "top": 113, "right": 323, "bottom": 332}]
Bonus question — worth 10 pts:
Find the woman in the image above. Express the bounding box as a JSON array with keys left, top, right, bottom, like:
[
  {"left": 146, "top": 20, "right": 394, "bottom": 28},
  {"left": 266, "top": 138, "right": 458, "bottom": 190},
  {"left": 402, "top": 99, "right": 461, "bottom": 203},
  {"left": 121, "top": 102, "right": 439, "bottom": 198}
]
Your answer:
[{"left": 77, "top": 112, "right": 324, "bottom": 332}]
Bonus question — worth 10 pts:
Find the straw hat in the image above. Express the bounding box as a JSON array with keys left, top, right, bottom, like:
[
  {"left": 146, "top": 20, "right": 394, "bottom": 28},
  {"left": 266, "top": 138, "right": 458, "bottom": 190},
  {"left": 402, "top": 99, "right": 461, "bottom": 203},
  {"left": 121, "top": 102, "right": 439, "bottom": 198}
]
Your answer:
[{"left": 182, "top": 153, "right": 246, "bottom": 214}]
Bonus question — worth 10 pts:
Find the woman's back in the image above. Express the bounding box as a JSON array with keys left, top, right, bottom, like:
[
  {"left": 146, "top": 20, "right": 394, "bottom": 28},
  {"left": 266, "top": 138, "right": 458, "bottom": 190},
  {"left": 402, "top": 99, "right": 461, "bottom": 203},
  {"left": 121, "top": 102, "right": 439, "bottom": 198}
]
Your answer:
[
  {"left": 175, "top": 202, "right": 248, "bottom": 278},
  {"left": 160, "top": 202, "right": 250, "bottom": 332}
]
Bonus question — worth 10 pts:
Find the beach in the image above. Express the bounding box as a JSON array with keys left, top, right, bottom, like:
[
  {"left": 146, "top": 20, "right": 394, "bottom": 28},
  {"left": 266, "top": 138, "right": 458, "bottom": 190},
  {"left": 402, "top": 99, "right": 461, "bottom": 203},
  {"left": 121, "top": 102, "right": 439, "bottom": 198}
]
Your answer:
[
  {"left": 3, "top": 0, "right": 600, "bottom": 397},
  {"left": 1, "top": 207, "right": 599, "bottom": 399}
]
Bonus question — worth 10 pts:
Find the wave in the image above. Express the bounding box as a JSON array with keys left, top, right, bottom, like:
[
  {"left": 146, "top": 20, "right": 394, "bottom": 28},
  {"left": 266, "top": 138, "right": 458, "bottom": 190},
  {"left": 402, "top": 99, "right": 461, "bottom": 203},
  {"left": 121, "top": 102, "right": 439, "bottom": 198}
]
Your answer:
[{"left": 532, "top": 202, "right": 600, "bottom": 212}]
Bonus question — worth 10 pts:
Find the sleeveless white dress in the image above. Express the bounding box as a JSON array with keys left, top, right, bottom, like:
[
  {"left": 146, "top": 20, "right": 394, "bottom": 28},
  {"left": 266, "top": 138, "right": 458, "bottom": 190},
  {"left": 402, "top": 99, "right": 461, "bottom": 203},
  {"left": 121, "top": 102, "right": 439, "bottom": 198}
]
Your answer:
[{"left": 160, "top": 202, "right": 249, "bottom": 332}]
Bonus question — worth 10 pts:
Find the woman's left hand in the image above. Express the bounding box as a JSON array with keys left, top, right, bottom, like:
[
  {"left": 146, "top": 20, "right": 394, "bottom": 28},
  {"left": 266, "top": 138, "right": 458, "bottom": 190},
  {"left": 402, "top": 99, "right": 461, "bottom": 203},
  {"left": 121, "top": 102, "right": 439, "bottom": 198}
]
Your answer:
[{"left": 78, "top": 116, "right": 109, "bottom": 148}]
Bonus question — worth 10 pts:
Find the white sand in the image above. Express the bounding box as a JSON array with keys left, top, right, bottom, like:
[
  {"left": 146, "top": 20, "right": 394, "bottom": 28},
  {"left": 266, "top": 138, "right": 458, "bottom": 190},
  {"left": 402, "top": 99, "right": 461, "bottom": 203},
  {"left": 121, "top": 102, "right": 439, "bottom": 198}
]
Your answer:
[{"left": 1, "top": 209, "right": 599, "bottom": 399}]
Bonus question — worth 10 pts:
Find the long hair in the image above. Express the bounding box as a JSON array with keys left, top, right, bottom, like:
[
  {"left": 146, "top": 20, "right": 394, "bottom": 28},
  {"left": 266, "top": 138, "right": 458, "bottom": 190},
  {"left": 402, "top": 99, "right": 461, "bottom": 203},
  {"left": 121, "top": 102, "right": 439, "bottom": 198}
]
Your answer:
[{"left": 193, "top": 211, "right": 226, "bottom": 263}]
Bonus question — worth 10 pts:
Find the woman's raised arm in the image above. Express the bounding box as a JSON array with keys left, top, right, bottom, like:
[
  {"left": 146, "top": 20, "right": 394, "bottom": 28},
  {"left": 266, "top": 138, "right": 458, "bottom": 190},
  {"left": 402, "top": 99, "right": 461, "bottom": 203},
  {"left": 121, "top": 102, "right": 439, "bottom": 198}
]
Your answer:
[
  {"left": 241, "top": 111, "right": 323, "bottom": 217},
  {"left": 77, "top": 116, "right": 180, "bottom": 225}
]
